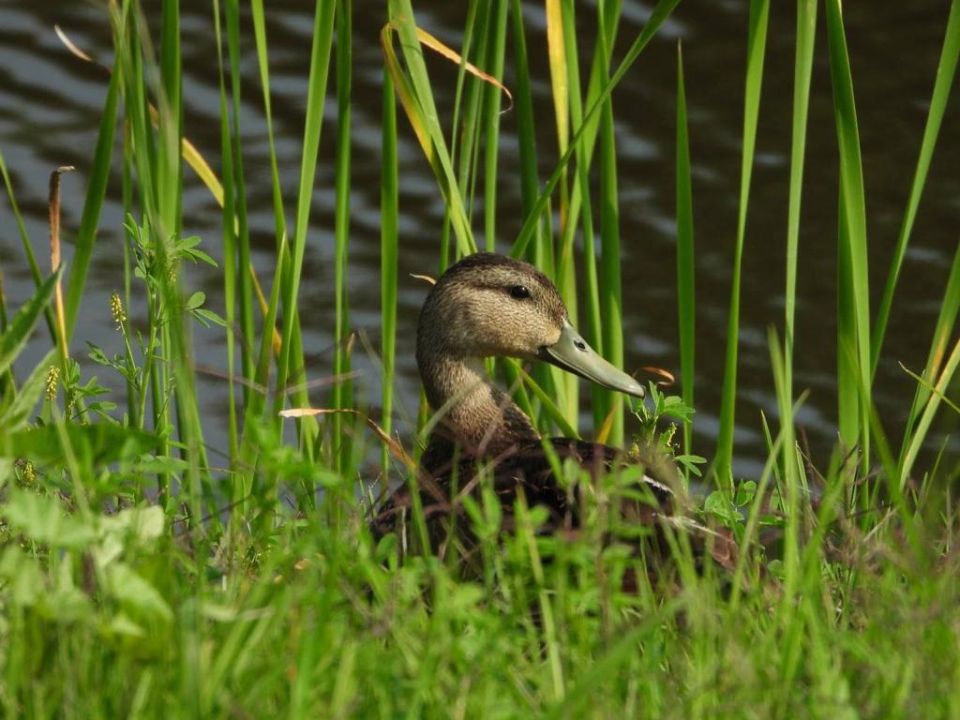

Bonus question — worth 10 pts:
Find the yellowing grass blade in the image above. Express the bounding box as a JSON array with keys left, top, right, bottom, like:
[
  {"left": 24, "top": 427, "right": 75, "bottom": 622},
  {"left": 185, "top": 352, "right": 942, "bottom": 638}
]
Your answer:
[
  {"left": 545, "top": 0, "right": 569, "bottom": 154},
  {"left": 381, "top": 4, "right": 481, "bottom": 257},
  {"left": 415, "top": 26, "right": 513, "bottom": 111}
]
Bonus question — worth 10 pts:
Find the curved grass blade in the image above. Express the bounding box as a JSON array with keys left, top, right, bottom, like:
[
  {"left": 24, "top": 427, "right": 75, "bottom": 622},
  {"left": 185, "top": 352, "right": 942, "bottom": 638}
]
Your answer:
[
  {"left": 382, "top": 4, "right": 497, "bottom": 257},
  {"left": 715, "top": 0, "right": 770, "bottom": 486},
  {"left": 381, "top": 71, "right": 400, "bottom": 478},
  {"left": 598, "top": 0, "right": 625, "bottom": 445},
  {"left": 332, "top": 0, "right": 355, "bottom": 474},
  {"left": 64, "top": 69, "right": 120, "bottom": 339},
  {"left": 0, "top": 271, "right": 60, "bottom": 377},
  {"left": 872, "top": 0, "right": 960, "bottom": 375},
  {"left": 898, "top": 340, "right": 960, "bottom": 485},
  {"left": 272, "top": 0, "right": 336, "bottom": 431},
  {"left": 0, "top": 148, "right": 55, "bottom": 342},
  {"left": 675, "top": 41, "right": 695, "bottom": 460},
  {"left": 898, "top": 243, "right": 960, "bottom": 481},
  {"left": 482, "top": 0, "right": 509, "bottom": 253},
  {"left": 784, "top": 0, "right": 816, "bottom": 394},
  {"left": 826, "top": 0, "right": 871, "bottom": 474},
  {"left": 509, "top": 0, "right": 681, "bottom": 259}
]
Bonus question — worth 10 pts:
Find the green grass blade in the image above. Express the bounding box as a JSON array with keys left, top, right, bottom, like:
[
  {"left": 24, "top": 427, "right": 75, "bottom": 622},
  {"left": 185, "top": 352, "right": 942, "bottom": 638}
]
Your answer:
[
  {"left": 451, "top": 0, "right": 487, "bottom": 237},
  {"left": 772, "top": 0, "right": 816, "bottom": 634},
  {"left": 784, "top": 0, "right": 816, "bottom": 397},
  {"left": 273, "top": 0, "right": 336, "bottom": 428},
  {"left": 384, "top": 0, "right": 476, "bottom": 256},
  {"left": 213, "top": 0, "right": 240, "bottom": 465},
  {"left": 674, "top": 42, "right": 695, "bottom": 460},
  {"left": 482, "top": 0, "right": 508, "bottom": 252},
  {"left": 898, "top": 243, "right": 960, "bottom": 481},
  {"left": 598, "top": 0, "right": 624, "bottom": 445},
  {"left": 381, "top": 71, "right": 399, "bottom": 478},
  {"left": 557, "top": 0, "right": 593, "bottom": 430},
  {"left": 872, "top": 0, "right": 960, "bottom": 375},
  {"left": 0, "top": 147, "right": 56, "bottom": 342},
  {"left": 509, "top": 0, "right": 563, "bottom": 422},
  {"left": 64, "top": 69, "right": 121, "bottom": 340},
  {"left": 224, "top": 0, "right": 256, "bottom": 395},
  {"left": 332, "top": 0, "right": 355, "bottom": 474},
  {"left": 158, "top": 0, "right": 183, "bottom": 237},
  {"left": 825, "top": 0, "right": 872, "bottom": 473},
  {"left": 715, "top": 0, "right": 770, "bottom": 486},
  {"left": 0, "top": 272, "right": 59, "bottom": 378},
  {"left": 509, "top": 0, "right": 680, "bottom": 258},
  {"left": 160, "top": 0, "right": 212, "bottom": 514}
]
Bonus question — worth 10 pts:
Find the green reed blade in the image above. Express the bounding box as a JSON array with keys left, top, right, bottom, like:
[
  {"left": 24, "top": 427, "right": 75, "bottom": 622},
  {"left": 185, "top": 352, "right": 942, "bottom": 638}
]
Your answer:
[
  {"left": 825, "top": 0, "right": 871, "bottom": 474},
  {"left": 872, "top": 0, "right": 960, "bottom": 375},
  {"left": 385, "top": 0, "right": 476, "bottom": 257},
  {"left": 224, "top": 0, "right": 255, "bottom": 394},
  {"left": 767, "top": 0, "right": 817, "bottom": 628},
  {"left": 514, "top": 364, "right": 579, "bottom": 439},
  {"left": 544, "top": 0, "right": 572, "bottom": 296},
  {"left": 250, "top": 0, "right": 289, "bottom": 248},
  {"left": 509, "top": 0, "right": 680, "bottom": 260},
  {"left": 0, "top": 271, "right": 59, "bottom": 379},
  {"left": 557, "top": 0, "right": 594, "bottom": 429},
  {"left": 158, "top": 0, "right": 183, "bottom": 237},
  {"left": 332, "top": 0, "right": 354, "bottom": 474},
  {"left": 508, "top": 0, "right": 550, "bottom": 270},
  {"left": 508, "top": 0, "right": 567, "bottom": 427},
  {"left": 899, "top": 244, "right": 960, "bottom": 482},
  {"left": 675, "top": 42, "right": 694, "bottom": 460},
  {"left": 273, "top": 0, "right": 336, "bottom": 428},
  {"left": 784, "top": 0, "right": 816, "bottom": 395},
  {"left": 381, "top": 71, "right": 399, "bottom": 478},
  {"left": 465, "top": 1, "right": 491, "bottom": 231},
  {"left": 445, "top": 0, "right": 479, "bottom": 236},
  {"left": 213, "top": 0, "right": 240, "bottom": 465},
  {"left": 64, "top": 69, "right": 120, "bottom": 339},
  {"left": 482, "top": 0, "right": 508, "bottom": 252},
  {"left": 715, "top": 0, "right": 770, "bottom": 487},
  {"left": 160, "top": 0, "right": 211, "bottom": 513},
  {"left": 0, "top": 148, "right": 56, "bottom": 342},
  {"left": 597, "top": 0, "right": 624, "bottom": 445},
  {"left": 241, "top": 0, "right": 295, "bottom": 469},
  {"left": 548, "top": 0, "right": 621, "bottom": 272}
]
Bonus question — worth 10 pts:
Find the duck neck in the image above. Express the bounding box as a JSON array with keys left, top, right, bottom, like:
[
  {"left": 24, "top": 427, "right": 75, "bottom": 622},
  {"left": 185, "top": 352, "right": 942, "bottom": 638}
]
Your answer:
[{"left": 419, "top": 353, "right": 539, "bottom": 457}]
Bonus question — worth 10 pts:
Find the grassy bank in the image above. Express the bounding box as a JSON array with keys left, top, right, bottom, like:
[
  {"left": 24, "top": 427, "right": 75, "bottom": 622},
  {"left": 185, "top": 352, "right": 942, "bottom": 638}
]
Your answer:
[{"left": 0, "top": 0, "right": 958, "bottom": 716}]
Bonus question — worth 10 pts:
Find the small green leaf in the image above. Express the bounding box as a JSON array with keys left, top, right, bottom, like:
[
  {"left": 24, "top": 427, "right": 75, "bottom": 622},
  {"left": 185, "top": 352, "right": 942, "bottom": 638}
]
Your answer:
[
  {"left": 734, "top": 480, "right": 758, "bottom": 507},
  {"left": 108, "top": 612, "right": 146, "bottom": 639},
  {"left": 193, "top": 308, "right": 227, "bottom": 328},
  {"left": 0, "top": 349, "right": 55, "bottom": 432},
  {"left": 1, "top": 489, "right": 97, "bottom": 548},
  {"left": 703, "top": 490, "right": 740, "bottom": 527},
  {"left": 100, "top": 505, "right": 165, "bottom": 544},
  {"left": 106, "top": 563, "right": 173, "bottom": 623},
  {"left": 185, "top": 291, "right": 206, "bottom": 310}
]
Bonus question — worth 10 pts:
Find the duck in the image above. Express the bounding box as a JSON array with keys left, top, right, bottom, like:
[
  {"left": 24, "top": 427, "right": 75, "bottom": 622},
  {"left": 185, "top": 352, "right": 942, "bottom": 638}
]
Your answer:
[{"left": 373, "top": 252, "right": 734, "bottom": 574}]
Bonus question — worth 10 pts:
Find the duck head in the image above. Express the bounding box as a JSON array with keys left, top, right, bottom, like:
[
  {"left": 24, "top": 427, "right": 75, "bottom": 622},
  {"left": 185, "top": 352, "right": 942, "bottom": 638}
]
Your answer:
[{"left": 416, "top": 252, "right": 644, "bottom": 399}]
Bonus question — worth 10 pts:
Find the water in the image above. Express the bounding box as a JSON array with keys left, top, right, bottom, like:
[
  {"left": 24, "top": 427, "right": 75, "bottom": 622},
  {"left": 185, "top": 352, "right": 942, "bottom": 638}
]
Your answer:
[{"left": 1, "top": 1, "right": 957, "bottom": 478}]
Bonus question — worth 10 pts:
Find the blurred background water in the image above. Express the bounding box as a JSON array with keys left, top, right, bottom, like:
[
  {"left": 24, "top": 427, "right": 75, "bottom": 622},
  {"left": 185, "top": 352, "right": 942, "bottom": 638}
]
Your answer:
[{"left": 1, "top": 0, "right": 957, "bottom": 478}]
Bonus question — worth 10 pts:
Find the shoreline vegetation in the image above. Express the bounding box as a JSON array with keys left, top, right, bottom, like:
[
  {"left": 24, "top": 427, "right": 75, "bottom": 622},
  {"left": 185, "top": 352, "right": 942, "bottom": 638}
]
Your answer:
[{"left": 0, "top": 0, "right": 958, "bottom": 715}]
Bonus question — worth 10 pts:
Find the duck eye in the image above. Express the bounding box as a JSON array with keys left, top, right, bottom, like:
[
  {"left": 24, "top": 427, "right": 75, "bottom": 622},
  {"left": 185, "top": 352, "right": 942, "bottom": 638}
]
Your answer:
[{"left": 509, "top": 285, "right": 531, "bottom": 300}]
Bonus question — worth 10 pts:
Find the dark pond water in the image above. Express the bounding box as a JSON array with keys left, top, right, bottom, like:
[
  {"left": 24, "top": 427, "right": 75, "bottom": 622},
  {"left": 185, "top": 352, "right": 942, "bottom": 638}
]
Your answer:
[{"left": 2, "top": 1, "right": 958, "bottom": 478}]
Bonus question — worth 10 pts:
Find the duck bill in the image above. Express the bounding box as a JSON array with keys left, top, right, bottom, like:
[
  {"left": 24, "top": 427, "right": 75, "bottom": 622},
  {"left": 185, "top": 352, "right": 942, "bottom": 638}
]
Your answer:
[{"left": 538, "top": 319, "right": 645, "bottom": 398}]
